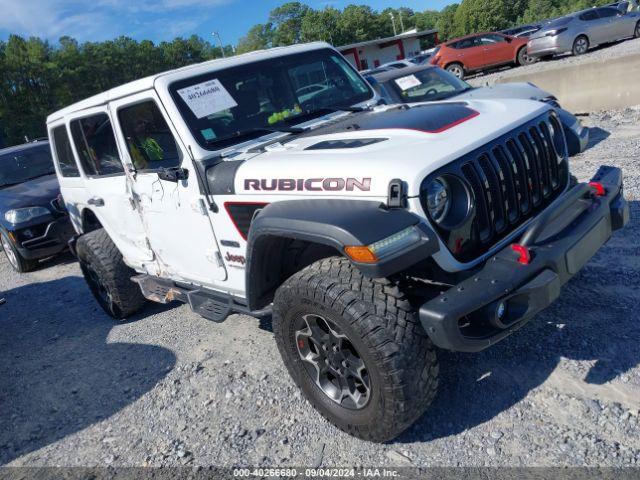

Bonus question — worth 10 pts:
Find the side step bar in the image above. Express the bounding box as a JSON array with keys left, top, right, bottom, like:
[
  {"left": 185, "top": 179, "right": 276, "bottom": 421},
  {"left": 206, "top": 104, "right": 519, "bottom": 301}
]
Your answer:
[{"left": 131, "top": 275, "right": 271, "bottom": 323}]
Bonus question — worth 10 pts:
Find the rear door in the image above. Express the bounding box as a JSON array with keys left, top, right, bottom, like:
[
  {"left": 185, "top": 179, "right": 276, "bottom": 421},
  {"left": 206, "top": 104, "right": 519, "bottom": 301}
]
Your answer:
[
  {"left": 110, "top": 91, "right": 228, "bottom": 286},
  {"left": 452, "top": 37, "right": 485, "bottom": 70},
  {"left": 49, "top": 114, "right": 154, "bottom": 269}
]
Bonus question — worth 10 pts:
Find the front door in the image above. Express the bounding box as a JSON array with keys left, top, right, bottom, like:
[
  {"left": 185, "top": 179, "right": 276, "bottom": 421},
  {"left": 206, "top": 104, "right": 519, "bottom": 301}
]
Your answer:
[
  {"left": 478, "top": 34, "right": 513, "bottom": 66},
  {"left": 110, "top": 91, "right": 227, "bottom": 287}
]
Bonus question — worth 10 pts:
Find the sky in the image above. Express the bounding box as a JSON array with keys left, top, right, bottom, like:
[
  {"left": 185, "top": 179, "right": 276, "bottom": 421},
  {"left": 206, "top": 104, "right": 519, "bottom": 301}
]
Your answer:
[{"left": 0, "top": 0, "right": 455, "bottom": 46}]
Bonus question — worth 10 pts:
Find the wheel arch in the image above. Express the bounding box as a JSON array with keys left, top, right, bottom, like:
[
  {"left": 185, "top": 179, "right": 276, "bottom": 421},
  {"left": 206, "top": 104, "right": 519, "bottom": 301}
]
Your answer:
[
  {"left": 80, "top": 207, "right": 103, "bottom": 234},
  {"left": 244, "top": 199, "right": 439, "bottom": 310}
]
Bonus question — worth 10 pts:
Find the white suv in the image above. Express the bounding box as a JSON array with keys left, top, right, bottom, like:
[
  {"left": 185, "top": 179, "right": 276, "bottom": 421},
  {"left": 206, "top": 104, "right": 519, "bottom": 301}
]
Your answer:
[{"left": 47, "top": 42, "right": 629, "bottom": 442}]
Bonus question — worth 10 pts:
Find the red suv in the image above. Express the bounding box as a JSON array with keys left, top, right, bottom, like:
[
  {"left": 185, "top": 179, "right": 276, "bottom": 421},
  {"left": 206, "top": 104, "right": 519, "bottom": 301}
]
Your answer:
[{"left": 430, "top": 32, "right": 533, "bottom": 79}]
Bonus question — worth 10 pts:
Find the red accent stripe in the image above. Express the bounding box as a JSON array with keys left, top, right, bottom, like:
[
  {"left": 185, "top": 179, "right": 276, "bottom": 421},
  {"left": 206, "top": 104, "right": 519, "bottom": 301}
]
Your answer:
[
  {"left": 378, "top": 109, "right": 480, "bottom": 135},
  {"left": 224, "top": 202, "right": 269, "bottom": 241}
]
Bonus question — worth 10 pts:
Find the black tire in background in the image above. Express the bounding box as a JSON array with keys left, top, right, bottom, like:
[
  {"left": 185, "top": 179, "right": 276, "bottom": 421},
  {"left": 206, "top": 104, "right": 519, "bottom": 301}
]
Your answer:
[
  {"left": 272, "top": 257, "right": 439, "bottom": 442},
  {"left": 1, "top": 230, "right": 37, "bottom": 273},
  {"left": 572, "top": 35, "right": 589, "bottom": 56},
  {"left": 76, "top": 228, "right": 146, "bottom": 320}
]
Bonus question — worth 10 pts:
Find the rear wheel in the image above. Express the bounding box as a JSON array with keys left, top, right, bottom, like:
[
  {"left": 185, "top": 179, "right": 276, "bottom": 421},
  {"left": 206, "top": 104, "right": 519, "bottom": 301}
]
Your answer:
[
  {"left": 572, "top": 36, "right": 589, "bottom": 56},
  {"left": 634, "top": 21, "right": 640, "bottom": 38},
  {"left": 445, "top": 63, "right": 465, "bottom": 79},
  {"left": 76, "top": 228, "right": 146, "bottom": 319},
  {"left": 273, "top": 257, "right": 439, "bottom": 442},
  {"left": 1, "top": 230, "right": 37, "bottom": 273}
]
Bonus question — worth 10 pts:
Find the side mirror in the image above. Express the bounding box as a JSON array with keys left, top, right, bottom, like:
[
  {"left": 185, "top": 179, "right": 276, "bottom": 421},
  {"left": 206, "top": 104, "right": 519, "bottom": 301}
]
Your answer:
[
  {"left": 505, "top": 36, "right": 513, "bottom": 43},
  {"left": 158, "top": 167, "right": 189, "bottom": 182}
]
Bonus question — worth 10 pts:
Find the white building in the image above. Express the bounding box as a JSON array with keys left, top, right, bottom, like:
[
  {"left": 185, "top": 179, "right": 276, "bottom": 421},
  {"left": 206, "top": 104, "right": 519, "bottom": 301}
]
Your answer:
[{"left": 337, "top": 29, "right": 439, "bottom": 71}]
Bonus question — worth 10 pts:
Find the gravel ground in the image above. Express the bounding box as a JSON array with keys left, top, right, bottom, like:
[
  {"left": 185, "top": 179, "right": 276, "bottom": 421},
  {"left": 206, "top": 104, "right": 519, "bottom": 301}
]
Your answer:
[
  {"left": 1, "top": 107, "right": 639, "bottom": 469},
  {"left": 467, "top": 36, "right": 640, "bottom": 86}
]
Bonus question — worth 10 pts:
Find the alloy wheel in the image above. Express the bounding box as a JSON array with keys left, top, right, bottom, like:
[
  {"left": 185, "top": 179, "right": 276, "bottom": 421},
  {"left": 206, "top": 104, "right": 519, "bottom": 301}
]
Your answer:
[
  {"left": 575, "top": 38, "right": 588, "bottom": 55},
  {"left": 295, "top": 313, "right": 371, "bottom": 410},
  {"left": 1, "top": 235, "right": 18, "bottom": 270},
  {"left": 447, "top": 65, "right": 463, "bottom": 78}
]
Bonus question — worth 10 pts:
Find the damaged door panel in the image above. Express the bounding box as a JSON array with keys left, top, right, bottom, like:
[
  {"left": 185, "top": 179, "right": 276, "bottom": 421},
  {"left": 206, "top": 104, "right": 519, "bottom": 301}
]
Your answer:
[{"left": 109, "top": 91, "right": 227, "bottom": 285}]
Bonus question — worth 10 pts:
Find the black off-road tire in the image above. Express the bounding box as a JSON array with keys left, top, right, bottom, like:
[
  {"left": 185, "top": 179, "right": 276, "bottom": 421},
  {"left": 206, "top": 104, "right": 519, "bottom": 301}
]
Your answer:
[
  {"left": 1, "top": 230, "right": 38, "bottom": 273},
  {"left": 272, "top": 257, "right": 439, "bottom": 442},
  {"left": 76, "top": 228, "right": 146, "bottom": 320}
]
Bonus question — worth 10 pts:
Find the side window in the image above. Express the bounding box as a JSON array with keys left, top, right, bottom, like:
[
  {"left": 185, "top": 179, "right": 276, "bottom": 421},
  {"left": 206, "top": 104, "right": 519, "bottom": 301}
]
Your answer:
[
  {"left": 51, "top": 126, "right": 80, "bottom": 177},
  {"left": 580, "top": 11, "right": 599, "bottom": 21},
  {"left": 118, "top": 101, "right": 181, "bottom": 171},
  {"left": 479, "top": 34, "right": 506, "bottom": 45},
  {"left": 597, "top": 7, "right": 618, "bottom": 18},
  {"left": 70, "top": 113, "right": 124, "bottom": 176}
]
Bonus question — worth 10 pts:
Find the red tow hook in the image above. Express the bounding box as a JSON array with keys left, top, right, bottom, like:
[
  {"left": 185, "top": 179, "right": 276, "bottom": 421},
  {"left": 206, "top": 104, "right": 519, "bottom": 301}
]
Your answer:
[
  {"left": 589, "top": 181, "right": 606, "bottom": 197},
  {"left": 511, "top": 244, "right": 531, "bottom": 265}
]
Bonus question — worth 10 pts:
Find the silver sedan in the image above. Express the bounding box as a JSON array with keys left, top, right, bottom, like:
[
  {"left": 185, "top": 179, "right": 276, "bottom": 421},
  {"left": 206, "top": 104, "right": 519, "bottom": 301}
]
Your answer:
[{"left": 528, "top": 5, "right": 640, "bottom": 58}]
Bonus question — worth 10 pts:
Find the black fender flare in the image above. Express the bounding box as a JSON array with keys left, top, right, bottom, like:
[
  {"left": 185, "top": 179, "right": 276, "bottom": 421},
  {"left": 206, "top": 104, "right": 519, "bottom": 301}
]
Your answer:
[{"left": 245, "top": 199, "right": 439, "bottom": 310}]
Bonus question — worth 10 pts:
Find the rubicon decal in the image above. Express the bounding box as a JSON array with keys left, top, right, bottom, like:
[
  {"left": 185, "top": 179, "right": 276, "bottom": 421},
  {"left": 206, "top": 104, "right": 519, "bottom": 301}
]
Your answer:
[{"left": 244, "top": 178, "right": 371, "bottom": 192}]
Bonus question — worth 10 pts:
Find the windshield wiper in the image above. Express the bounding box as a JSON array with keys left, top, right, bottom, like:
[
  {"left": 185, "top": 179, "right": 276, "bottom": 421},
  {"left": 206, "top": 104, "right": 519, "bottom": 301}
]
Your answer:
[{"left": 204, "top": 126, "right": 307, "bottom": 147}]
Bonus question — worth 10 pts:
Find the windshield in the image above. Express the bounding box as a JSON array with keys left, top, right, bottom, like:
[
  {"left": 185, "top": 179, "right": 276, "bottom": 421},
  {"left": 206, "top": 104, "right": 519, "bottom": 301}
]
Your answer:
[
  {"left": 169, "top": 48, "right": 374, "bottom": 150},
  {"left": 389, "top": 68, "right": 472, "bottom": 103},
  {"left": 0, "top": 144, "right": 55, "bottom": 188}
]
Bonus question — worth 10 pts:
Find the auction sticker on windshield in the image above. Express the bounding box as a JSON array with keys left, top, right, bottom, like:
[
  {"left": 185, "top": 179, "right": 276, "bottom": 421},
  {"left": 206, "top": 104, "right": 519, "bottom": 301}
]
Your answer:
[
  {"left": 395, "top": 74, "right": 422, "bottom": 91},
  {"left": 177, "top": 79, "right": 238, "bottom": 119}
]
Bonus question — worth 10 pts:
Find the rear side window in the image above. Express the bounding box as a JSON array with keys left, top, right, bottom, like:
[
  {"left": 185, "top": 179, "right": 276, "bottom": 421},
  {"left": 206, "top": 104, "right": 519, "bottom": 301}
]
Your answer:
[
  {"left": 70, "top": 113, "right": 124, "bottom": 177},
  {"left": 118, "top": 101, "right": 181, "bottom": 171},
  {"left": 51, "top": 126, "right": 80, "bottom": 177},
  {"left": 450, "top": 37, "right": 476, "bottom": 49}
]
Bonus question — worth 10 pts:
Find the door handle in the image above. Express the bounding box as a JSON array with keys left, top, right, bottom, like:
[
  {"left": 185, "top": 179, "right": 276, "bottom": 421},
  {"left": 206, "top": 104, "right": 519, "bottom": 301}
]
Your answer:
[{"left": 87, "top": 197, "right": 105, "bottom": 207}]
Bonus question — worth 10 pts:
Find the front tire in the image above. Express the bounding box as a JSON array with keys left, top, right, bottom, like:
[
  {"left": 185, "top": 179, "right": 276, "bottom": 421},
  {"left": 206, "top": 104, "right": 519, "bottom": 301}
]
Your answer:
[
  {"left": 273, "top": 257, "right": 439, "bottom": 442},
  {"left": 517, "top": 46, "right": 536, "bottom": 66},
  {"left": 76, "top": 228, "right": 146, "bottom": 319},
  {"left": 572, "top": 35, "right": 589, "bottom": 56},
  {"left": 1, "top": 230, "right": 37, "bottom": 273}
]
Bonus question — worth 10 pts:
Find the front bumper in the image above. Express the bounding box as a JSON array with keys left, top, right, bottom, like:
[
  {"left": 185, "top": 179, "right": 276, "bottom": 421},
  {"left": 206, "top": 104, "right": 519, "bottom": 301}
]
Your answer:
[
  {"left": 13, "top": 217, "right": 75, "bottom": 260},
  {"left": 419, "top": 166, "right": 629, "bottom": 352}
]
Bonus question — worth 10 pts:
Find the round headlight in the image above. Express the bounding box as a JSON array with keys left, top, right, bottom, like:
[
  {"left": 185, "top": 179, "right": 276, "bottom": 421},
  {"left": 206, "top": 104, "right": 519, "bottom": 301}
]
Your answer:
[{"left": 425, "top": 177, "right": 451, "bottom": 224}]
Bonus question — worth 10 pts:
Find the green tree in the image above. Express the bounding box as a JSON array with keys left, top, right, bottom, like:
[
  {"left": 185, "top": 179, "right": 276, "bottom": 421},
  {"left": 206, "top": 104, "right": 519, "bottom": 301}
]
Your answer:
[
  {"left": 270, "top": 2, "right": 311, "bottom": 46},
  {"left": 237, "top": 23, "right": 274, "bottom": 53}
]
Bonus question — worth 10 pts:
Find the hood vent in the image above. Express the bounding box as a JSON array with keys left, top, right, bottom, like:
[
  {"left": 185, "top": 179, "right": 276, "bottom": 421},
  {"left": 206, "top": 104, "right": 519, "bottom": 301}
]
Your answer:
[{"left": 305, "top": 138, "right": 386, "bottom": 151}]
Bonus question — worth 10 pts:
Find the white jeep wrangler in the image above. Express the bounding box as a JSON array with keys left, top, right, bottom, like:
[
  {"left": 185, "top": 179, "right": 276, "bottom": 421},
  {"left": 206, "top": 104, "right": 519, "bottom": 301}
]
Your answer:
[{"left": 47, "top": 42, "right": 629, "bottom": 442}]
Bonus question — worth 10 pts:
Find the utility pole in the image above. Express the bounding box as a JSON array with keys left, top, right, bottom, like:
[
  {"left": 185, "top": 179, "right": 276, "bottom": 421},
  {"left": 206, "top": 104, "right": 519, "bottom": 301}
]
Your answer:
[
  {"left": 389, "top": 13, "right": 397, "bottom": 36},
  {"left": 212, "top": 31, "right": 226, "bottom": 58}
]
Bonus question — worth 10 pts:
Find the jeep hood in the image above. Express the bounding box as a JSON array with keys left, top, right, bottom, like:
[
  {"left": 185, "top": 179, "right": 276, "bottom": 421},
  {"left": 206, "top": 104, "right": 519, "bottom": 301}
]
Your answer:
[{"left": 231, "top": 98, "right": 551, "bottom": 198}]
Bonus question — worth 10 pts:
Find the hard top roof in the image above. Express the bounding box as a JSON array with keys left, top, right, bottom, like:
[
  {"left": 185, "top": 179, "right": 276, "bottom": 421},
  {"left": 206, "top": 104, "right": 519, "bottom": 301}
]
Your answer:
[{"left": 47, "top": 42, "right": 332, "bottom": 124}]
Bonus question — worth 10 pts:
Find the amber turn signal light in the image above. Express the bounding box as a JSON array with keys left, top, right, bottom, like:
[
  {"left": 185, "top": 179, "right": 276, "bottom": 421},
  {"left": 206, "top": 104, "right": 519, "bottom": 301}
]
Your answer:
[{"left": 344, "top": 246, "right": 378, "bottom": 264}]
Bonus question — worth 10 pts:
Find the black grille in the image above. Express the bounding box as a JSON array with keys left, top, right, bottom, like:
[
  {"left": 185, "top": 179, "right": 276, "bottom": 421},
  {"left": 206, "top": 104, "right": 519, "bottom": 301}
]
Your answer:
[{"left": 423, "top": 112, "right": 569, "bottom": 262}]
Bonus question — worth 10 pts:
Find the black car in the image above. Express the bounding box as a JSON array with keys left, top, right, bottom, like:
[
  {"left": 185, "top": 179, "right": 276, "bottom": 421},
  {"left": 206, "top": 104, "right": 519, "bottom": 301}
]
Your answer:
[{"left": 0, "top": 140, "right": 74, "bottom": 272}]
